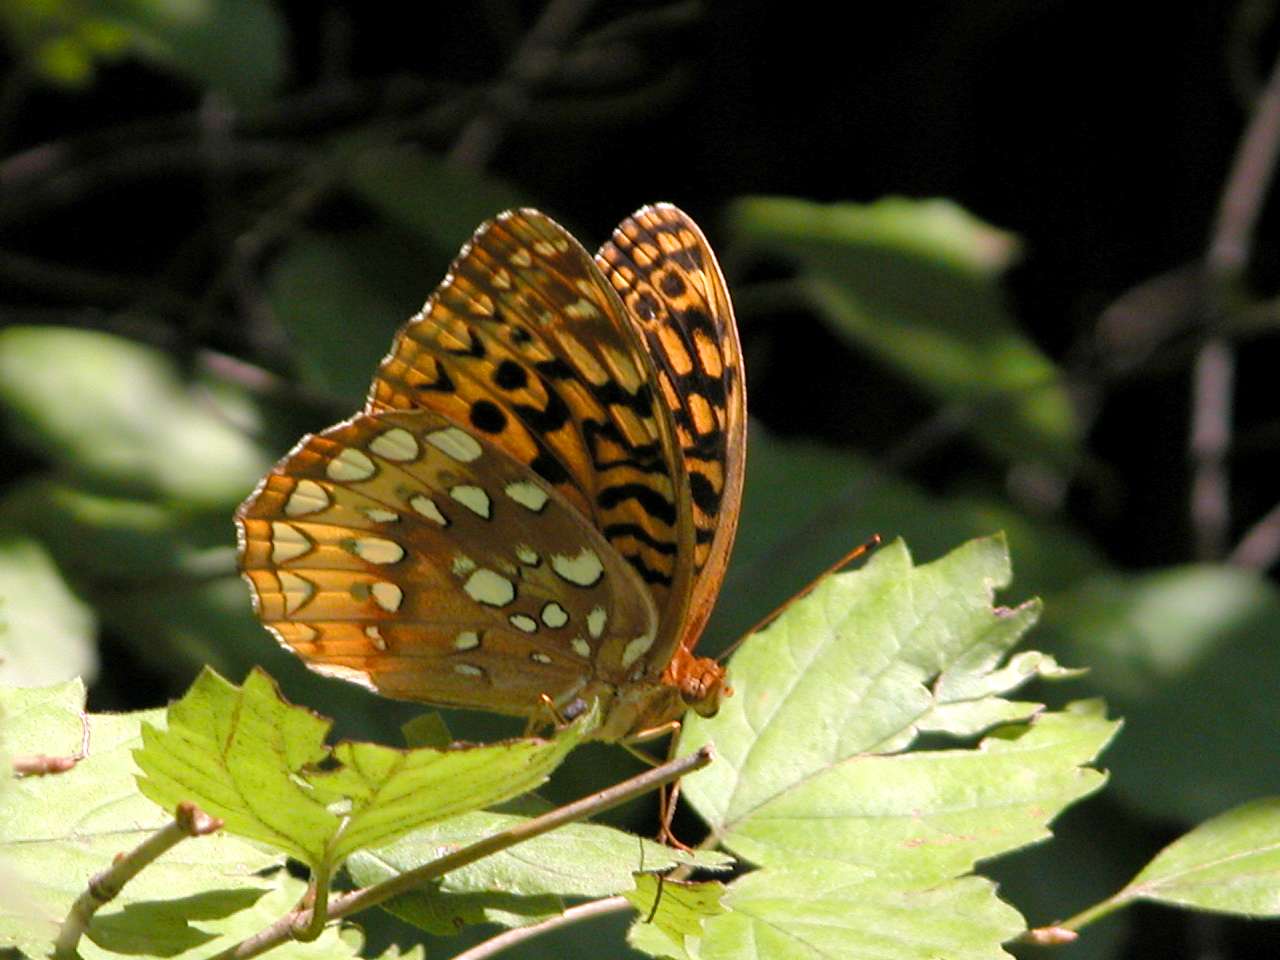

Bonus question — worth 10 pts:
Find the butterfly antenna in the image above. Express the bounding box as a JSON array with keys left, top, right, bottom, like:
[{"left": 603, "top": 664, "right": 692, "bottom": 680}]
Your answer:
[{"left": 716, "top": 535, "right": 882, "bottom": 665}]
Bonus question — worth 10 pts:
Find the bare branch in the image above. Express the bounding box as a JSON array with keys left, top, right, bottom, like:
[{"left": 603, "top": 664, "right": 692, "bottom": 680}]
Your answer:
[
  {"left": 11, "top": 754, "right": 78, "bottom": 776},
  {"left": 53, "top": 802, "right": 224, "bottom": 959},
  {"left": 454, "top": 897, "right": 633, "bottom": 960},
  {"left": 1194, "top": 45, "right": 1280, "bottom": 559}
]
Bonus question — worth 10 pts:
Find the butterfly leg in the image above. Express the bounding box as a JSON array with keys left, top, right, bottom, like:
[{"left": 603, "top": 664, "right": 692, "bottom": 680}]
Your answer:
[
  {"left": 523, "top": 693, "right": 568, "bottom": 738},
  {"left": 623, "top": 722, "right": 696, "bottom": 850}
]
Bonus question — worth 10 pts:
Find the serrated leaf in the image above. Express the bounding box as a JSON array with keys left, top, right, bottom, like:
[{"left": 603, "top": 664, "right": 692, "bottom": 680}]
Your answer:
[
  {"left": 682, "top": 537, "right": 1118, "bottom": 884},
  {"left": 700, "top": 863, "right": 1024, "bottom": 960},
  {"left": 0, "top": 534, "right": 97, "bottom": 686},
  {"left": 0, "top": 327, "right": 268, "bottom": 506},
  {"left": 0, "top": 682, "right": 281, "bottom": 958},
  {"left": 135, "top": 668, "right": 338, "bottom": 866},
  {"left": 347, "top": 810, "right": 731, "bottom": 934},
  {"left": 1120, "top": 797, "right": 1280, "bottom": 915},
  {"left": 625, "top": 874, "right": 725, "bottom": 960},
  {"left": 135, "top": 668, "right": 588, "bottom": 870},
  {"left": 310, "top": 731, "right": 587, "bottom": 862},
  {"left": 729, "top": 196, "right": 1078, "bottom": 468}
]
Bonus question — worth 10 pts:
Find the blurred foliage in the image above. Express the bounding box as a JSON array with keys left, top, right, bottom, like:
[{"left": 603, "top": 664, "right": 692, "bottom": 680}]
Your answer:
[
  {"left": 1, "top": 1, "right": 1279, "bottom": 958},
  {"left": 0, "top": 0, "right": 284, "bottom": 101}
]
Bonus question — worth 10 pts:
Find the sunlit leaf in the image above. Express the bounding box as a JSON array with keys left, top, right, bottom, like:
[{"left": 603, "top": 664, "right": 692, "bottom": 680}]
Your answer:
[
  {"left": 625, "top": 874, "right": 725, "bottom": 960},
  {"left": 684, "top": 537, "right": 1117, "bottom": 883},
  {"left": 135, "top": 668, "right": 588, "bottom": 870},
  {"left": 347, "top": 811, "right": 729, "bottom": 934},
  {"left": 701, "top": 864, "right": 1024, "bottom": 960},
  {"left": 0, "top": 682, "right": 282, "bottom": 958},
  {"left": 1122, "top": 797, "right": 1280, "bottom": 916}
]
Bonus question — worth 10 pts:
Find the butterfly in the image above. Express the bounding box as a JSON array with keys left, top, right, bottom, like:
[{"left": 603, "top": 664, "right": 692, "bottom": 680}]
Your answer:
[{"left": 236, "top": 204, "right": 745, "bottom": 742}]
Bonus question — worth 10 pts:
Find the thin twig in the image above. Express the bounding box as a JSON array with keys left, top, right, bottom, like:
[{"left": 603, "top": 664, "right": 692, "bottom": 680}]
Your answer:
[
  {"left": 453, "top": 897, "right": 633, "bottom": 960},
  {"left": 0, "top": 249, "right": 201, "bottom": 316},
  {"left": 207, "top": 745, "right": 714, "bottom": 960},
  {"left": 0, "top": 141, "right": 310, "bottom": 227},
  {"left": 0, "top": 75, "right": 451, "bottom": 193},
  {"left": 1193, "top": 44, "right": 1280, "bottom": 559},
  {"left": 449, "top": 0, "right": 599, "bottom": 170},
  {"left": 53, "top": 802, "right": 224, "bottom": 959}
]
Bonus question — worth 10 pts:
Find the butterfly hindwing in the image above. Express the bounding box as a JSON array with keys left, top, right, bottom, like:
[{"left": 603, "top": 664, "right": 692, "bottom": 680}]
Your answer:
[{"left": 236, "top": 408, "right": 659, "bottom": 717}]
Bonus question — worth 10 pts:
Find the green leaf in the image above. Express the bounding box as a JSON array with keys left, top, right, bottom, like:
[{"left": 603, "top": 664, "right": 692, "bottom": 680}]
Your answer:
[
  {"left": 1120, "top": 797, "right": 1280, "bottom": 916},
  {"left": 625, "top": 875, "right": 726, "bottom": 960},
  {"left": 135, "top": 668, "right": 589, "bottom": 871},
  {"left": 700, "top": 864, "right": 1025, "bottom": 960},
  {"left": 346, "top": 146, "right": 529, "bottom": 255},
  {"left": 0, "top": 534, "right": 97, "bottom": 686},
  {"left": 0, "top": 682, "right": 283, "bottom": 958},
  {"left": 135, "top": 668, "right": 337, "bottom": 866},
  {"left": 729, "top": 196, "right": 1078, "bottom": 468},
  {"left": 0, "top": 327, "right": 269, "bottom": 506},
  {"left": 682, "top": 537, "right": 1118, "bottom": 883},
  {"left": 346, "top": 810, "right": 730, "bottom": 934},
  {"left": 1046, "top": 565, "right": 1280, "bottom": 822}
]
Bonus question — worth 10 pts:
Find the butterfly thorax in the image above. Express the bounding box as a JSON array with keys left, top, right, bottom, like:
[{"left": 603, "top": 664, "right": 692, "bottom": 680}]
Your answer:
[{"left": 580, "top": 649, "right": 725, "bottom": 741}]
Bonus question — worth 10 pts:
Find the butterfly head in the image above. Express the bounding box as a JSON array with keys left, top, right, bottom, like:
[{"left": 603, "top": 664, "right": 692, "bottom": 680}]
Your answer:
[{"left": 673, "top": 654, "right": 728, "bottom": 718}]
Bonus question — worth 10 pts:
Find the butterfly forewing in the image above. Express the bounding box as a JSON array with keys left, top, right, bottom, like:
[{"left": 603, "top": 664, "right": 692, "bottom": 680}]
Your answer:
[
  {"left": 366, "top": 210, "right": 696, "bottom": 625},
  {"left": 236, "top": 408, "right": 659, "bottom": 718},
  {"left": 597, "top": 205, "right": 747, "bottom": 656}
]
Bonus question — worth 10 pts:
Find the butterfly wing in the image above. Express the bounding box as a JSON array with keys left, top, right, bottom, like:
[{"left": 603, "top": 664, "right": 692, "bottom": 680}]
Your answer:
[
  {"left": 236, "top": 408, "right": 659, "bottom": 718},
  {"left": 597, "top": 204, "right": 747, "bottom": 659},
  {"left": 366, "top": 210, "right": 697, "bottom": 649}
]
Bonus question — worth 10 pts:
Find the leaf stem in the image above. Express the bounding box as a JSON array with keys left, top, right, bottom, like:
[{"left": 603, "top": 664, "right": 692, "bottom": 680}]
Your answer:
[
  {"left": 1045, "top": 891, "right": 1132, "bottom": 938},
  {"left": 292, "top": 863, "right": 332, "bottom": 942},
  {"left": 209, "top": 744, "right": 714, "bottom": 960},
  {"left": 52, "top": 802, "right": 224, "bottom": 959}
]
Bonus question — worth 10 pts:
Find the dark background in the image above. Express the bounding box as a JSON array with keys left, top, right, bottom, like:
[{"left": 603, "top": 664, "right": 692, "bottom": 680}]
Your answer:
[{"left": 2, "top": 1, "right": 1279, "bottom": 958}]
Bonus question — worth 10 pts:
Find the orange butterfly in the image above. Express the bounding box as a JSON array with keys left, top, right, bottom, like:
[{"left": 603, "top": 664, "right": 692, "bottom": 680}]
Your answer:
[{"left": 236, "top": 205, "right": 745, "bottom": 741}]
